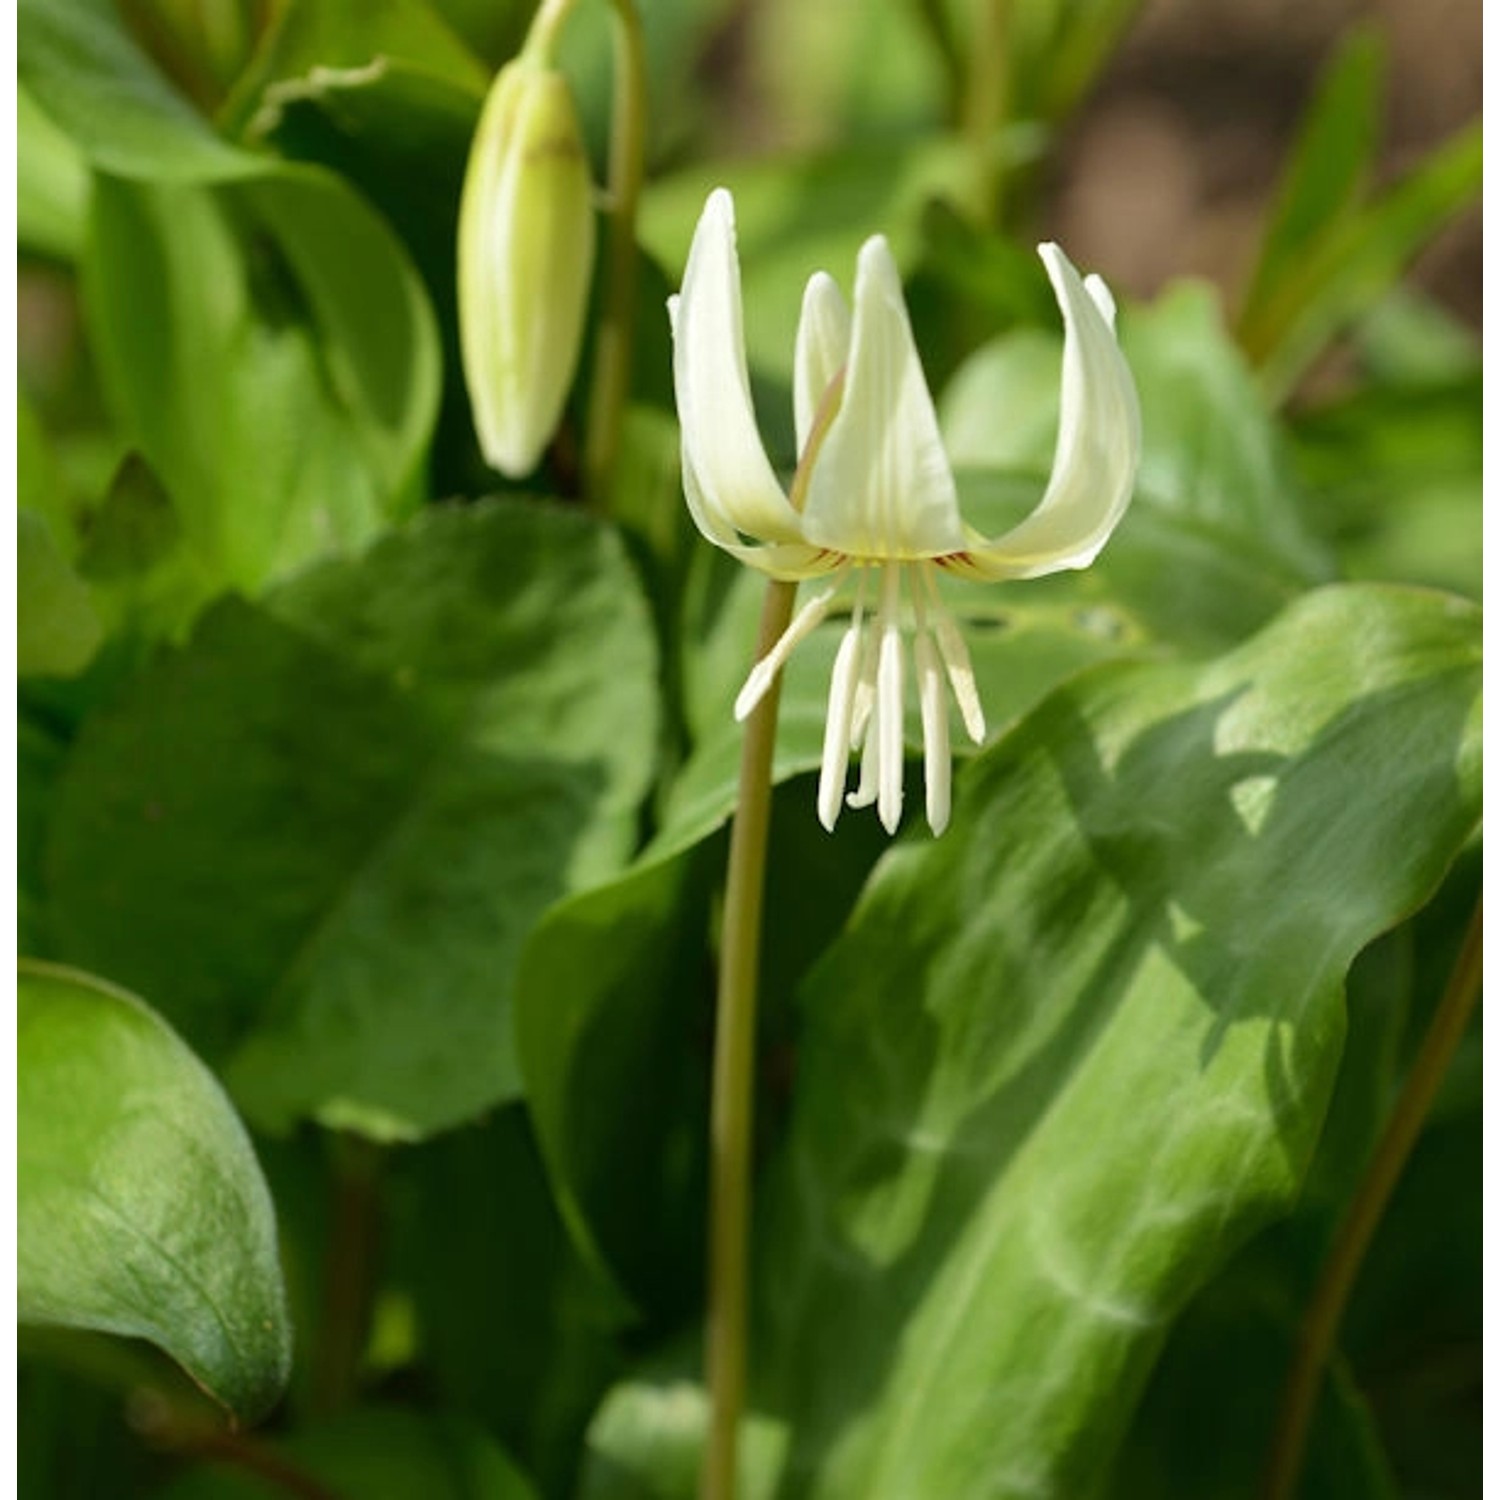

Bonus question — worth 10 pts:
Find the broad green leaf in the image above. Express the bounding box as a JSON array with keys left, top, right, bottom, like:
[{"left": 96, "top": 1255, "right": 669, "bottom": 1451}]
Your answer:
[
  {"left": 83, "top": 169, "right": 438, "bottom": 597},
  {"left": 25, "top": 0, "right": 442, "bottom": 602},
  {"left": 1112, "top": 849, "right": 1478, "bottom": 1500},
  {"left": 159, "top": 1407, "right": 539, "bottom": 1499},
  {"left": 18, "top": 86, "right": 89, "bottom": 260},
  {"left": 756, "top": 583, "right": 1479, "bottom": 1499},
  {"left": 515, "top": 847, "right": 715, "bottom": 1316},
  {"left": 17, "top": 960, "right": 291, "bottom": 1421},
  {"left": 515, "top": 763, "right": 890, "bottom": 1321},
  {"left": 45, "top": 501, "right": 660, "bottom": 1141},
  {"left": 18, "top": 511, "right": 103, "bottom": 678},
  {"left": 1252, "top": 124, "right": 1482, "bottom": 403},
  {"left": 19, "top": 0, "right": 261, "bottom": 182},
  {"left": 1238, "top": 27, "right": 1385, "bottom": 337}
]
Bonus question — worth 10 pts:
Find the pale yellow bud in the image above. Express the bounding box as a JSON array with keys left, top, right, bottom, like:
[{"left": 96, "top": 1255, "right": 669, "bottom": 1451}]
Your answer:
[{"left": 458, "top": 59, "right": 596, "bottom": 477}]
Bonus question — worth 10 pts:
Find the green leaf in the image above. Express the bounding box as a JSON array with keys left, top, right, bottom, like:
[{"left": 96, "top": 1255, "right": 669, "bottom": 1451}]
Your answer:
[
  {"left": 83, "top": 168, "right": 438, "bottom": 597},
  {"left": 18, "top": 510, "right": 103, "bottom": 678},
  {"left": 756, "top": 583, "right": 1479, "bottom": 1498},
  {"left": 221, "top": 0, "right": 487, "bottom": 134},
  {"left": 25, "top": 0, "right": 442, "bottom": 602},
  {"left": 1001, "top": 0, "right": 1145, "bottom": 127},
  {"left": 45, "top": 501, "right": 660, "bottom": 1140},
  {"left": 1239, "top": 27, "right": 1385, "bottom": 337},
  {"left": 19, "top": 0, "right": 261, "bottom": 183},
  {"left": 17, "top": 960, "right": 291, "bottom": 1421},
  {"left": 18, "top": 85, "right": 89, "bottom": 260},
  {"left": 1253, "top": 124, "right": 1482, "bottom": 403},
  {"left": 158, "top": 1407, "right": 539, "bottom": 1499}
]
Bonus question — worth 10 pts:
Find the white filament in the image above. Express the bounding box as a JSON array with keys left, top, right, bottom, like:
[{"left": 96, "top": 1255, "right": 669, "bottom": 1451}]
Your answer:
[{"left": 734, "top": 582, "right": 840, "bottom": 721}]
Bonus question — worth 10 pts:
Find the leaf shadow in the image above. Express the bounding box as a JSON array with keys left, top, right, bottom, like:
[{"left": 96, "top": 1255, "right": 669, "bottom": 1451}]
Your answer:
[{"left": 758, "top": 659, "right": 1476, "bottom": 1498}]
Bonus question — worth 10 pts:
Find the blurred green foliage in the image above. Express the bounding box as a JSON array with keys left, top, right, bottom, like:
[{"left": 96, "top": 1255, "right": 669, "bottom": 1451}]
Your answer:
[{"left": 18, "top": 2, "right": 1479, "bottom": 1498}]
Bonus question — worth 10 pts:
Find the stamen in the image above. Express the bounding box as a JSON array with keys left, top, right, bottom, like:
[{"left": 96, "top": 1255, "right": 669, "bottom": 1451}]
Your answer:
[
  {"left": 915, "top": 630, "right": 950, "bottom": 835},
  {"left": 817, "top": 573, "right": 868, "bottom": 831},
  {"left": 876, "top": 567, "right": 904, "bottom": 833},
  {"left": 734, "top": 578, "right": 842, "bottom": 721},
  {"left": 921, "top": 564, "right": 986, "bottom": 744},
  {"left": 847, "top": 694, "right": 879, "bottom": 808}
]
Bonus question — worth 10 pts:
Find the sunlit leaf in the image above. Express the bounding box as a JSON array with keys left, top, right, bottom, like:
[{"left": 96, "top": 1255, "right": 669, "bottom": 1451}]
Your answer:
[
  {"left": 757, "top": 584, "right": 1479, "bottom": 1497},
  {"left": 18, "top": 960, "right": 291, "bottom": 1421}
]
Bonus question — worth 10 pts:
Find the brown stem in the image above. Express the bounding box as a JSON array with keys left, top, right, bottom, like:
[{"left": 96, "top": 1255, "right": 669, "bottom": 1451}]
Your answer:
[{"left": 1261, "top": 898, "right": 1482, "bottom": 1500}]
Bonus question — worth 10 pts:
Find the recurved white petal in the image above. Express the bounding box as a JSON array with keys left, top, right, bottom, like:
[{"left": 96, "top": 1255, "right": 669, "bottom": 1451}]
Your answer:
[
  {"left": 794, "top": 272, "right": 851, "bottom": 458},
  {"left": 950, "top": 243, "right": 1140, "bottom": 582},
  {"left": 801, "top": 236, "right": 965, "bottom": 560},
  {"left": 680, "top": 445, "right": 839, "bottom": 580},
  {"left": 671, "top": 189, "right": 807, "bottom": 545}
]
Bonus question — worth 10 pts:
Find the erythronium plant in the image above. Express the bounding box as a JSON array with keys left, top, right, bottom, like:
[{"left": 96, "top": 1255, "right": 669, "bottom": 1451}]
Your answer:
[
  {"left": 673, "top": 187, "right": 1142, "bottom": 1500},
  {"left": 670, "top": 187, "right": 1142, "bottom": 834}
]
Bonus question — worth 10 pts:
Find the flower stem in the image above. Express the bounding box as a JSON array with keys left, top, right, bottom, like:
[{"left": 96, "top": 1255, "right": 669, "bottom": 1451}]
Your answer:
[
  {"left": 1261, "top": 898, "right": 1482, "bottom": 1500},
  {"left": 701, "top": 578, "right": 798, "bottom": 1500},
  {"left": 583, "top": 0, "right": 648, "bottom": 510},
  {"left": 962, "top": 0, "right": 1012, "bottom": 228}
]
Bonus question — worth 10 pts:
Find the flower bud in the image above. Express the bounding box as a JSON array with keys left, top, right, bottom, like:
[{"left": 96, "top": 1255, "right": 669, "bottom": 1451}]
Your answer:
[{"left": 458, "top": 59, "right": 596, "bottom": 477}]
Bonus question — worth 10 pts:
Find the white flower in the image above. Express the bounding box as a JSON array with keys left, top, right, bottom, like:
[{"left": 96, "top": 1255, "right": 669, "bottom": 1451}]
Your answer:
[{"left": 669, "top": 188, "right": 1140, "bottom": 836}]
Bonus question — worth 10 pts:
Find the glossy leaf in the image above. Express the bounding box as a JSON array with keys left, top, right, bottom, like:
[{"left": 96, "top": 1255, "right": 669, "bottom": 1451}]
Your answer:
[
  {"left": 83, "top": 169, "right": 438, "bottom": 597},
  {"left": 45, "top": 501, "right": 660, "bottom": 1140},
  {"left": 25, "top": 0, "right": 441, "bottom": 601},
  {"left": 17, "top": 961, "right": 291, "bottom": 1421},
  {"left": 756, "top": 584, "right": 1479, "bottom": 1498}
]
